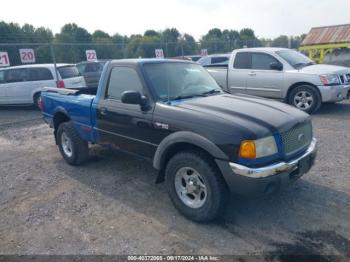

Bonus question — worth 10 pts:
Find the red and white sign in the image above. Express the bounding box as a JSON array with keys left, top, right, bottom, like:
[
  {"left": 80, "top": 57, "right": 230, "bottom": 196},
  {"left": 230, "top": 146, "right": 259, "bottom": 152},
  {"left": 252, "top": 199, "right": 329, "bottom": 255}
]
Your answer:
[
  {"left": 201, "top": 49, "right": 208, "bottom": 56},
  {"left": 86, "top": 50, "right": 97, "bottom": 61},
  {"left": 0, "top": 52, "right": 10, "bottom": 67},
  {"left": 19, "top": 49, "right": 35, "bottom": 63},
  {"left": 155, "top": 49, "right": 164, "bottom": 58}
]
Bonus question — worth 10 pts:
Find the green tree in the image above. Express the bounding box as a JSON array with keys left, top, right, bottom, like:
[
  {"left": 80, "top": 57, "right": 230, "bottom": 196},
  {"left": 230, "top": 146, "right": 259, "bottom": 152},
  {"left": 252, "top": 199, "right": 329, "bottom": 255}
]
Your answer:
[
  {"left": 162, "top": 28, "right": 180, "bottom": 57},
  {"left": 201, "top": 28, "right": 224, "bottom": 54},
  {"left": 272, "top": 35, "right": 289, "bottom": 48},
  {"left": 112, "top": 33, "right": 128, "bottom": 58},
  {"left": 91, "top": 30, "right": 114, "bottom": 59},
  {"left": 239, "top": 28, "right": 260, "bottom": 47},
  {"left": 54, "top": 23, "right": 92, "bottom": 62},
  {"left": 182, "top": 33, "right": 197, "bottom": 55}
]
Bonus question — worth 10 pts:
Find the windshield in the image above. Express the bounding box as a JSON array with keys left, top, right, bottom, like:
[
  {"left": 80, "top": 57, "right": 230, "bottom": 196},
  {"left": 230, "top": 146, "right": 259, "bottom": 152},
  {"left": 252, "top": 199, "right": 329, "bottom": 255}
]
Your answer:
[
  {"left": 276, "top": 50, "right": 315, "bottom": 69},
  {"left": 143, "top": 62, "right": 222, "bottom": 101}
]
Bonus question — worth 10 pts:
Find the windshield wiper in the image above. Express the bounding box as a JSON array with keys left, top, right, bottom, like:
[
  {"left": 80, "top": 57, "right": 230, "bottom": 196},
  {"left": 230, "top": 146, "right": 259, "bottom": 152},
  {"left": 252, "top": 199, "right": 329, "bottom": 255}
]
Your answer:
[
  {"left": 170, "top": 94, "right": 205, "bottom": 101},
  {"left": 294, "top": 62, "right": 315, "bottom": 69},
  {"left": 168, "top": 89, "right": 221, "bottom": 101},
  {"left": 200, "top": 89, "right": 222, "bottom": 96}
]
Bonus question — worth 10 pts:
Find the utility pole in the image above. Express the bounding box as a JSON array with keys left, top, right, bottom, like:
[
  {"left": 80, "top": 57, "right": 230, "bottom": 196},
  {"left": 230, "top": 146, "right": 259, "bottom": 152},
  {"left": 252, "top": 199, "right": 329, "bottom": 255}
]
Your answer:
[{"left": 50, "top": 44, "right": 59, "bottom": 82}]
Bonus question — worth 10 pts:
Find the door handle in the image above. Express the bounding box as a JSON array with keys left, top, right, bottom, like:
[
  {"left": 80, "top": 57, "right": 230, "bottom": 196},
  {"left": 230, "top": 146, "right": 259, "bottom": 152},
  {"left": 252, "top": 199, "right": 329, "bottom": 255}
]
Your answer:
[
  {"left": 100, "top": 107, "right": 108, "bottom": 116},
  {"left": 248, "top": 72, "right": 256, "bottom": 76}
]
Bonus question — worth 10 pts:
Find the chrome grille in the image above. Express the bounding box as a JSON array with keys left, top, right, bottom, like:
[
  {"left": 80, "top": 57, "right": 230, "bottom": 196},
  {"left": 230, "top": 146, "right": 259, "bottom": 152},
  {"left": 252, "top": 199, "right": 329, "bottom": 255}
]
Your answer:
[
  {"left": 346, "top": 74, "right": 350, "bottom": 83},
  {"left": 281, "top": 122, "right": 312, "bottom": 155},
  {"left": 340, "top": 73, "right": 350, "bottom": 84}
]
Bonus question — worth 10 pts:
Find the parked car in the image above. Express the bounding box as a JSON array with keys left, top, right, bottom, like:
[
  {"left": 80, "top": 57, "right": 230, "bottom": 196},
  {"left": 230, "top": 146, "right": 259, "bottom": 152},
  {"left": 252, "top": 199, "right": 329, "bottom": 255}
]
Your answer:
[
  {"left": 76, "top": 60, "right": 107, "bottom": 88},
  {"left": 0, "top": 64, "right": 86, "bottom": 108},
  {"left": 185, "top": 55, "right": 202, "bottom": 62},
  {"left": 41, "top": 59, "right": 317, "bottom": 222},
  {"left": 197, "top": 54, "right": 230, "bottom": 67},
  {"left": 206, "top": 47, "right": 350, "bottom": 113}
]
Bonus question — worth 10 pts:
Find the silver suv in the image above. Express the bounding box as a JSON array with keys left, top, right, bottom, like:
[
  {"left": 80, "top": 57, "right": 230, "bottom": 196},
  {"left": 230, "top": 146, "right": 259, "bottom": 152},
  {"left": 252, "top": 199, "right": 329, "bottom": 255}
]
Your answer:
[{"left": 207, "top": 48, "right": 350, "bottom": 113}]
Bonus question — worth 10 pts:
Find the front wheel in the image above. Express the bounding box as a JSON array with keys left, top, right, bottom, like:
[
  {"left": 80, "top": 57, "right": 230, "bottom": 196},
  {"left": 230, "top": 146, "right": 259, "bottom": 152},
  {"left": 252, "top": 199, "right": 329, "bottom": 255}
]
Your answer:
[
  {"left": 57, "top": 121, "right": 89, "bottom": 165},
  {"left": 165, "top": 151, "right": 228, "bottom": 222},
  {"left": 288, "top": 85, "right": 321, "bottom": 114}
]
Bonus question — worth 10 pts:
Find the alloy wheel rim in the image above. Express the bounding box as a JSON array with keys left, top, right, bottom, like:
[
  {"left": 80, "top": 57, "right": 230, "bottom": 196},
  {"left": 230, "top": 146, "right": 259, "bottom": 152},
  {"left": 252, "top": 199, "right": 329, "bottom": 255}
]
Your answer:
[
  {"left": 174, "top": 167, "right": 207, "bottom": 209},
  {"left": 294, "top": 91, "right": 314, "bottom": 110},
  {"left": 61, "top": 132, "right": 73, "bottom": 157}
]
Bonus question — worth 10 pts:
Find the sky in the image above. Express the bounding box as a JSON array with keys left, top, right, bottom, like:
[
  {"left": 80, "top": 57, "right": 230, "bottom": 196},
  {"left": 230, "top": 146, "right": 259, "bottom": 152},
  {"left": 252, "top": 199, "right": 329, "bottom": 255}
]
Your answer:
[{"left": 2, "top": 0, "right": 350, "bottom": 40}]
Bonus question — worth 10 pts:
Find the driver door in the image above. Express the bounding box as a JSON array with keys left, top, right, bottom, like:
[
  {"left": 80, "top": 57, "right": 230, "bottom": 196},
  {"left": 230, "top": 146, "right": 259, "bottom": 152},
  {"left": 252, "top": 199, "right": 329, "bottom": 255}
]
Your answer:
[
  {"left": 245, "top": 52, "right": 283, "bottom": 98},
  {"left": 96, "top": 66, "right": 156, "bottom": 159}
]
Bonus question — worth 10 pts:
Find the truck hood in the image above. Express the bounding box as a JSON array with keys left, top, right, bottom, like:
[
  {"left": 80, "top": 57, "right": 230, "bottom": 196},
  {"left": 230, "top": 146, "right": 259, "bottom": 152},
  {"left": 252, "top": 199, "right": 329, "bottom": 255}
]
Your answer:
[
  {"left": 294, "top": 64, "right": 350, "bottom": 75},
  {"left": 176, "top": 94, "right": 310, "bottom": 137}
]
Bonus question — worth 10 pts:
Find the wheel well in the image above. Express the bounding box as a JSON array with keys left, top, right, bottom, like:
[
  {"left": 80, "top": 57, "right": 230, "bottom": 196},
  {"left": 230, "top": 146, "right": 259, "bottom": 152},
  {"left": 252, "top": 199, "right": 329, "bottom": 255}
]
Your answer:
[
  {"left": 53, "top": 112, "right": 70, "bottom": 130},
  {"left": 33, "top": 92, "right": 41, "bottom": 102},
  {"left": 156, "top": 142, "right": 220, "bottom": 184},
  {"left": 53, "top": 112, "right": 70, "bottom": 142},
  {"left": 286, "top": 82, "right": 321, "bottom": 102}
]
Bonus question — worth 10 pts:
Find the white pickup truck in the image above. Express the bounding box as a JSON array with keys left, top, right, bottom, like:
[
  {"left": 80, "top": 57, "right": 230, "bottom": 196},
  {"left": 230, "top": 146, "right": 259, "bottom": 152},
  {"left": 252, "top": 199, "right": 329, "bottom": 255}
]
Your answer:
[{"left": 206, "top": 47, "right": 350, "bottom": 113}]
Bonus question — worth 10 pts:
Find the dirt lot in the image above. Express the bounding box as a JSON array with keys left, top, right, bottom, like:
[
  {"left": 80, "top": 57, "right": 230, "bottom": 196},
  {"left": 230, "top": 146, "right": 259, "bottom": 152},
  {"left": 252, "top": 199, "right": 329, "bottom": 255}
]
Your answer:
[{"left": 0, "top": 103, "right": 350, "bottom": 257}]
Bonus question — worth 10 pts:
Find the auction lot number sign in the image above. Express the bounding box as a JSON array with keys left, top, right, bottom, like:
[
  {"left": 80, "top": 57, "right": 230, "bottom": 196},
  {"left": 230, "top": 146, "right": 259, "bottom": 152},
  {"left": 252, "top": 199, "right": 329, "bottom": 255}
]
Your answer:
[
  {"left": 19, "top": 49, "right": 35, "bottom": 63},
  {"left": 0, "top": 52, "right": 10, "bottom": 67},
  {"left": 86, "top": 50, "right": 97, "bottom": 61},
  {"left": 155, "top": 49, "right": 164, "bottom": 58}
]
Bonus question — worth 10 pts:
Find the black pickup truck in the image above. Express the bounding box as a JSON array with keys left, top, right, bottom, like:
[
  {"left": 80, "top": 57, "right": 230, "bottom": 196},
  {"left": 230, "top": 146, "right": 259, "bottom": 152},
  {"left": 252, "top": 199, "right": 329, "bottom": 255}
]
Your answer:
[{"left": 41, "top": 59, "right": 317, "bottom": 222}]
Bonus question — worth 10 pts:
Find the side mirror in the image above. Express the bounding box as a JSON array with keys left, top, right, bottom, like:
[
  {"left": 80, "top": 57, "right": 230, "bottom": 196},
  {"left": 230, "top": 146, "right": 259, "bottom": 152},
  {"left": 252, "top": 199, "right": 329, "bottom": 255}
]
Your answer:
[
  {"left": 121, "top": 91, "right": 147, "bottom": 107},
  {"left": 270, "top": 62, "right": 283, "bottom": 71}
]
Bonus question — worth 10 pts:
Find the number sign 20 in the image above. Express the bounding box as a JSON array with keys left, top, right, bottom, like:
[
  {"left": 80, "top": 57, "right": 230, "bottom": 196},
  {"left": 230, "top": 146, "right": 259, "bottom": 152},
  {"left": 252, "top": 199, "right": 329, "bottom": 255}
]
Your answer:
[{"left": 20, "top": 49, "right": 35, "bottom": 63}]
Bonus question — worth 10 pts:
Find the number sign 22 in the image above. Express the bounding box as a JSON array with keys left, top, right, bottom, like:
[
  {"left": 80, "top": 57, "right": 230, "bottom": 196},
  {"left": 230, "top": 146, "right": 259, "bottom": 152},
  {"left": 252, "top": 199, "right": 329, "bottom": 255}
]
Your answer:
[{"left": 86, "top": 50, "right": 97, "bottom": 61}]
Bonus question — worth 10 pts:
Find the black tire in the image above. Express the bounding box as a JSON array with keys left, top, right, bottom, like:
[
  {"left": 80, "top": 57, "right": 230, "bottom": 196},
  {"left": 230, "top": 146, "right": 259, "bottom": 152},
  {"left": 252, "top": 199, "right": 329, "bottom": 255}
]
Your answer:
[
  {"left": 33, "top": 93, "right": 41, "bottom": 110},
  {"left": 288, "top": 85, "right": 322, "bottom": 114},
  {"left": 56, "top": 121, "right": 89, "bottom": 165},
  {"left": 165, "top": 151, "right": 229, "bottom": 222}
]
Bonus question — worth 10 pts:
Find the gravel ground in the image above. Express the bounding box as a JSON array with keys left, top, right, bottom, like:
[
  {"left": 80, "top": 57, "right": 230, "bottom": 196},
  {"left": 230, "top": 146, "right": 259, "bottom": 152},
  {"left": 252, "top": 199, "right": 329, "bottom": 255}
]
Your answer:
[{"left": 0, "top": 102, "right": 349, "bottom": 258}]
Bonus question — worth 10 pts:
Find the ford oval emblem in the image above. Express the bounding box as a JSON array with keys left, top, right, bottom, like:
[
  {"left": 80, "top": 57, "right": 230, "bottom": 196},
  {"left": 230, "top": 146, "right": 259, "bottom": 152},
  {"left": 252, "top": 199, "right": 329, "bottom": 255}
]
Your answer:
[{"left": 298, "top": 133, "right": 305, "bottom": 141}]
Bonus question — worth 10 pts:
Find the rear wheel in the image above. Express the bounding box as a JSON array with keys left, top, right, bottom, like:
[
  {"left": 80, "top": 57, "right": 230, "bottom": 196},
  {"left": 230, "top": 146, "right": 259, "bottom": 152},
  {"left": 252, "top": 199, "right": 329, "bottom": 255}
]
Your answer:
[
  {"left": 288, "top": 85, "right": 321, "bottom": 114},
  {"left": 57, "top": 121, "right": 89, "bottom": 165},
  {"left": 165, "top": 151, "right": 228, "bottom": 222}
]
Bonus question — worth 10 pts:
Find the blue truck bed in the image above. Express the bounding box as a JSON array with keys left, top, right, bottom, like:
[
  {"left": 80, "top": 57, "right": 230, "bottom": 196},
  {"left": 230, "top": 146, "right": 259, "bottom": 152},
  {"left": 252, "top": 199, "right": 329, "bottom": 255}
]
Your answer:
[{"left": 42, "top": 88, "right": 98, "bottom": 143}]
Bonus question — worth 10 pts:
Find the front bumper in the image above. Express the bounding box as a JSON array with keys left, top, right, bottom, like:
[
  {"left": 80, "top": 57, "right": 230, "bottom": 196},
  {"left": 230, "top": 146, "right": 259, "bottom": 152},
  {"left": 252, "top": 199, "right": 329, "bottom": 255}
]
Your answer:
[
  {"left": 318, "top": 84, "right": 350, "bottom": 102},
  {"left": 215, "top": 138, "right": 317, "bottom": 197}
]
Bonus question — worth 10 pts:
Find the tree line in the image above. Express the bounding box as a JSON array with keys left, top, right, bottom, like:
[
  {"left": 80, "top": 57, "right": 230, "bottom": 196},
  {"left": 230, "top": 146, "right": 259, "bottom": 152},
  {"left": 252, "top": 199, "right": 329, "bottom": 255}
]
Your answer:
[{"left": 0, "top": 21, "right": 306, "bottom": 65}]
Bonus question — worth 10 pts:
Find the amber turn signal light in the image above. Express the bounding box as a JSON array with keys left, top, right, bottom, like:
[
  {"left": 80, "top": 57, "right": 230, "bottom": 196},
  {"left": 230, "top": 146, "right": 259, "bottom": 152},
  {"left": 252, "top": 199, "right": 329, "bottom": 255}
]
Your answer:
[{"left": 239, "top": 140, "right": 256, "bottom": 159}]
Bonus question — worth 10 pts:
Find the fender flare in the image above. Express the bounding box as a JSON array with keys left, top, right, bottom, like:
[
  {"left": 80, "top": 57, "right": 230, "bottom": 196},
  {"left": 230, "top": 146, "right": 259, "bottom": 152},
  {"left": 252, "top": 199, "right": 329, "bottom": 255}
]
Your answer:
[
  {"left": 153, "top": 131, "right": 228, "bottom": 171},
  {"left": 52, "top": 107, "right": 71, "bottom": 143}
]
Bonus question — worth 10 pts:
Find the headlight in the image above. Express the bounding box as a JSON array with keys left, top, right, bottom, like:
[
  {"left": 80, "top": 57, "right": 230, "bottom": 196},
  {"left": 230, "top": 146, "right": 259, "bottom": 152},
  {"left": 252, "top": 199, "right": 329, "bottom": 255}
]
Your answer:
[
  {"left": 319, "top": 74, "right": 340, "bottom": 86},
  {"left": 239, "top": 136, "right": 278, "bottom": 159}
]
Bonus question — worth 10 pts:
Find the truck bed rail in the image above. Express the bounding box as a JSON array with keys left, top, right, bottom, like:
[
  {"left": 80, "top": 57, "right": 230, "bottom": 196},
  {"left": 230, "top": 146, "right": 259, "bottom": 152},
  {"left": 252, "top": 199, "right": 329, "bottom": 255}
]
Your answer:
[{"left": 42, "top": 87, "right": 97, "bottom": 96}]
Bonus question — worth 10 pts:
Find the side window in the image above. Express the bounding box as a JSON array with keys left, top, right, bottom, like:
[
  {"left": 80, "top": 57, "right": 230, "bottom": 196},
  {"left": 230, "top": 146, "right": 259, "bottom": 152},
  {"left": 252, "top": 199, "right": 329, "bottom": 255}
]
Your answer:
[
  {"left": 27, "top": 68, "right": 54, "bottom": 81},
  {"left": 76, "top": 64, "right": 86, "bottom": 74},
  {"left": 0, "top": 71, "right": 5, "bottom": 83},
  {"left": 233, "top": 52, "right": 251, "bottom": 69},
  {"left": 5, "top": 69, "right": 27, "bottom": 83},
  {"left": 199, "top": 57, "right": 210, "bottom": 66},
  {"left": 85, "top": 63, "right": 102, "bottom": 73},
  {"left": 107, "top": 67, "right": 143, "bottom": 100},
  {"left": 252, "top": 53, "right": 279, "bottom": 70},
  {"left": 211, "top": 56, "right": 229, "bottom": 64}
]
